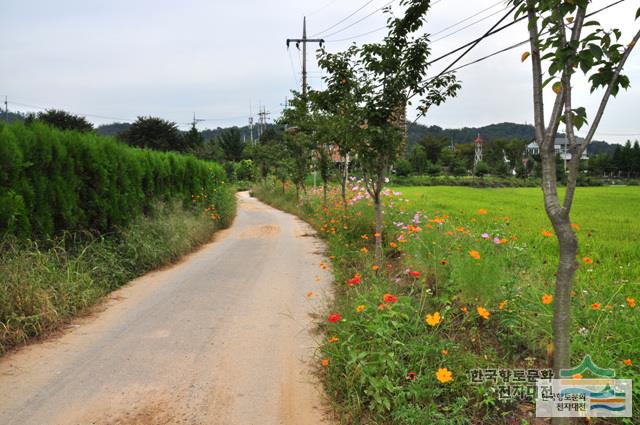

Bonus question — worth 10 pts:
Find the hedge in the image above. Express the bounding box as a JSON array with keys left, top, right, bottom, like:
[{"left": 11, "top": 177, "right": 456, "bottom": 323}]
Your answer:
[{"left": 0, "top": 122, "right": 229, "bottom": 240}]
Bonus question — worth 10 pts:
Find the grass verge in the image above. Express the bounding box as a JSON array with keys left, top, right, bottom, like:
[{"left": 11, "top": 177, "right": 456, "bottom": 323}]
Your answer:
[
  {"left": 1, "top": 191, "right": 236, "bottom": 354},
  {"left": 252, "top": 180, "right": 639, "bottom": 425}
]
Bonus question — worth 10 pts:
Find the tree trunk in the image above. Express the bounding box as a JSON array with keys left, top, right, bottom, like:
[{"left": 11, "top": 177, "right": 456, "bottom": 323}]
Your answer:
[
  {"left": 323, "top": 181, "right": 327, "bottom": 206},
  {"left": 373, "top": 189, "right": 383, "bottom": 263}
]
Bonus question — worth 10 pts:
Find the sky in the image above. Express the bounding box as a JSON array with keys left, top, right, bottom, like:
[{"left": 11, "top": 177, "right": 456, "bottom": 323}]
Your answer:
[{"left": 1, "top": 0, "right": 639, "bottom": 144}]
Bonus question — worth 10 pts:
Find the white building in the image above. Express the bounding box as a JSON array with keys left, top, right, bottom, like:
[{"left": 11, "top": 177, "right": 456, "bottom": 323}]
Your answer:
[{"left": 526, "top": 137, "right": 589, "bottom": 161}]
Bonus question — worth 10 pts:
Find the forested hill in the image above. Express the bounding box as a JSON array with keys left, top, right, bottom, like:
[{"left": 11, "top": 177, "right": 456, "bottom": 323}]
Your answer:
[{"left": 407, "top": 122, "right": 535, "bottom": 146}]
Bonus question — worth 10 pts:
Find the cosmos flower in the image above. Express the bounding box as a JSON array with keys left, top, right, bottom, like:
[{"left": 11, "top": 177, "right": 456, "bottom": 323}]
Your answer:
[
  {"left": 469, "top": 250, "right": 481, "bottom": 260},
  {"left": 383, "top": 293, "right": 398, "bottom": 303},
  {"left": 436, "top": 368, "right": 453, "bottom": 384},
  {"left": 477, "top": 306, "right": 490, "bottom": 320},
  {"left": 328, "top": 313, "right": 341, "bottom": 323},
  {"left": 425, "top": 311, "right": 442, "bottom": 326}
]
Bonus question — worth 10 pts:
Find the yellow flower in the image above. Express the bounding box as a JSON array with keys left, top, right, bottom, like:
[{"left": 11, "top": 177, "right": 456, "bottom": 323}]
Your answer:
[
  {"left": 436, "top": 367, "right": 453, "bottom": 384},
  {"left": 477, "top": 306, "right": 490, "bottom": 320},
  {"left": 498, "top": 300, "right": 508, "bottom": 310},
  {"left": 542, "top": 294, "right": 553, "bottom": 305},
  {"left": 425, "top": 311, "right": 442, "bottom": 326},
  {"left": 356, "top": 304, "right": 366, "bottom": 313}
]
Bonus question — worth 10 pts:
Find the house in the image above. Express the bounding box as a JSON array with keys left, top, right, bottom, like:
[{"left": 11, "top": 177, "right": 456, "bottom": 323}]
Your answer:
[{"left": 526, "top": 137, "right": 589, "bottom": 161}]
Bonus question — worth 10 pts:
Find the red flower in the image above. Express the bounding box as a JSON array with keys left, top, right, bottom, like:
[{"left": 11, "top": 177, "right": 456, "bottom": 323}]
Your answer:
[
  {"left": 408, "top": 271, "right": 421, "bottom": 278},
  {"left": 347, "top": 273, "right": 362, "bottom": 286},
  {"left": 383, "top": 293, "right": 398, "bottom": 303},
  {"left": 328, "top": 313, "right": 342, "bottom": 323},
  {"left": 406, "top": 371, "right": 417, "bottom": 381}
]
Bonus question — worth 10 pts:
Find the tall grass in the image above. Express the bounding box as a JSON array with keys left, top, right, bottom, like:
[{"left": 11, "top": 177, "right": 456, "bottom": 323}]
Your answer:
[{"left": 0, "top": 199, "right": 234, "bottom": 354}]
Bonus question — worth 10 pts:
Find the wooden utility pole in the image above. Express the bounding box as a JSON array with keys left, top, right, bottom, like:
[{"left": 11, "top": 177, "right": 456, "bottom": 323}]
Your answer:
[{"left": 286, "top": 17, "right": 324, "bottom": 98}]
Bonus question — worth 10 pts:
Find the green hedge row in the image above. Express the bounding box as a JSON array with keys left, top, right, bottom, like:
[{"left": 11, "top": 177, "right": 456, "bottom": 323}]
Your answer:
[
  {"left": 0, "top": 122, "right": 228, "bottom": 239},
  {"left": 391, "top": 175, "right": 542, "bottom": 188}
]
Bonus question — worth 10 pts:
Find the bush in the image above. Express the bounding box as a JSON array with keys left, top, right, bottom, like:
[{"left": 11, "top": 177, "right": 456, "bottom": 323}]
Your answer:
[{"left": 0, "top": 122, "right": 228, "bottom": 240}]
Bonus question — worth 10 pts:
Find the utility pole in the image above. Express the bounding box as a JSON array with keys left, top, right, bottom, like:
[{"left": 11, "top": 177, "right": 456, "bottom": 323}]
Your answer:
[
  {"left": 257, "top": 106, "right": 270, "bottom": 139},
  {"left": 286, "top": 17, "right": 324, "bottom": 99},
  {"left": 4, "top": 96, "right": 8, "bottom": 123},
  {"left": 248, "top": 103, "right": 254, "bottom": 146},
  {"left": 191, "top": 112, "right": 204, "bottom": 128}
]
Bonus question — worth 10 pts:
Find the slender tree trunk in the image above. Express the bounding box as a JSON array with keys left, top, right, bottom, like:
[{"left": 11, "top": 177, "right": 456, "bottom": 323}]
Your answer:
[
  {"left": 323, "top": 181, "right": 327, "bottom": 205},
  {"left": 374, "top": 189, "right": 383, "bottom": 262}
]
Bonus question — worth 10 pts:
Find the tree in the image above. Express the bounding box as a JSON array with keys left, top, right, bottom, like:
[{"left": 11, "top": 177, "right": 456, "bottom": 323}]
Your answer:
[
  {"left": 182, "top": 123, "right": 205, "bottom": 152},
  {"left": 513, "top": 0, "right": 640, "bottom": 412},
  {"left": 318, "top": 0, "right": 460, "bottom": 261},
  {"left": 120, "top": 117, "right": 183, "bottom": 152},
  {"left": 31, "top": 109, "right": 93, "bottom": 133},
  {"left": 218, "top": 128, "right": 245, "bottom": 162}
]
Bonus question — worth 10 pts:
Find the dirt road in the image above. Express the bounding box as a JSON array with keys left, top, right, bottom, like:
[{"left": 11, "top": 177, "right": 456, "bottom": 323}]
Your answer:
[{"left": 0, "top": 192, "right": 332, "bottom": 425}]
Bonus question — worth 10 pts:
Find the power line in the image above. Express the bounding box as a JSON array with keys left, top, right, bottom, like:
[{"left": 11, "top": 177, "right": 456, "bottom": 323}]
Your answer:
[
  {"left": 324, "top": 0, "right": 484, "bottom": 44},
  {"left": 312, "top": 0, "right": 378, "bottom": 37},
  {"left": 307, "top": 0, "right": 340, "bottom": 17},
  {"left": 319, "top": 0, "right": 398, "bottom": 39},
  {"left": 287, "top": 48, "right": 300, "bottom": 87},
  {"left": 431, "top": 6, "right": 510, "bottom": 43}
]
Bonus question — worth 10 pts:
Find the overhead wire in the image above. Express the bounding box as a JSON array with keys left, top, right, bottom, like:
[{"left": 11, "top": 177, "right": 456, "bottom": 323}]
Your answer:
[{"left": 312, "top": 0, "right": 378, "bottom": 36}]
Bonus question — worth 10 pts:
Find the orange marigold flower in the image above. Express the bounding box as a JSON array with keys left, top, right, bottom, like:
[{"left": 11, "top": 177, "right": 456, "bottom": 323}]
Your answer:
[
  {"left": 374, "top": 232, "right": 381, "bottom": 237},
  {"left": 477, "top": 306, "right": 490, "bottom": 320},
  {"left": 321, "top": 358, "right": 330, "bottom": 367},
  {"left": 591, "top": 303, "right": 601, "bottom": 310},
  {"left": 328, "top": 313, "right": 341, "bottom": 323},
  {"left": 498, "top": 300, "right": 508, "bottom": 310},
  {"left": 626, "top": 297, "right": 636, "bottom": 308},
  {"left": 377, "top": 303, "right": 387, "bottom": 311},
  {"left": 361, "top": 234, "right": 369, "bottom": 240},
  {"left": 469, "top": 250, "right": 481, "bottom": 260},
  {"left": 477, "top": 208, "right": 488, "bottom": 215},
  {"left": 455, "top": 226, "right": 466, "bottom": 233},
  {"left": 572, "top": 373, "right": 583, "bottom": 379},
  {"left": 436, "top": 367, "right": 453, "bottom": 384},
  {"left": 425, "top": 311, "right": 442, "bottom": 326},
  {"left": 623, "top": 359, "right": 633, "bottom": 367},
  {"left": 542, "top": 294, "right": 553, "bottom": 305},
  {"left": 542, "top": 230, "right": 554, "bottom": 237},
  {"left": 582, "top": 257, "right": 593, "bottom": 265},
  {"left": 372, "top": 265, "right": 380, "bottom": 271},
  {"left": 571, "top": 223, "right": 581, "bottom": 231},
  {"left": 356, "top": 304, "right": 366, "bottom": 313},
  {"left": 441, "top": 349, "right": 449, "bottom": 356},
  {"left": 406, "top": 371, "right": 417, "bottom": 381},
  {"left": 307, "top": 291, "right": 315, "bottom": 298},
  {"left": 360, "top": 247, "right": 369, "bottom": 253},
  {"left": 383, "top": 293, "right": 398, "bottom": 303},
  {"left": 460, "top": 306, "right": 469, "bottom": 314},
  {"left": 328, "top": 336, "right": 339, "bottom": 343},
  {"left": 440, "top": 259, "right": 448, "bottom": 265},
  {"left": 389, "top": 242, "right": 398, "bottom": 249},
  {"left": 409, "top": 270, "right": 421, "bottom": 278}
]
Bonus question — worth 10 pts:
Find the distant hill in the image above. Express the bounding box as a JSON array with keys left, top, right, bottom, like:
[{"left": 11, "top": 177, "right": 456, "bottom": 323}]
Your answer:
[
  {"left": 407, "top": 122, "right": 536, "bottom": 147},
  {"left": 96, "top": 122, "right": 131, "bottom": 137},
  {"left": 407, "top": 122, "right": 616, "bottom": 155}
]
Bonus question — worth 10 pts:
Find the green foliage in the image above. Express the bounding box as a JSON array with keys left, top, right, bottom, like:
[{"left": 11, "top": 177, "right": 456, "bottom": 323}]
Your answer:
[
  {"left": 120, "top": 116, "right": 184, "bottom": 151},
  {"left": 474, "top": 161, "right": 490, "bottom": 177},
  {"left": 0, "top": 200, "right": 233, "bottom": 353},
  {"left": 27, "top": 109, "right": 94, "bottom": 133},
  {"left": 0, "top": 122, "right": 229, "bottom": 240},
  {"left": 394, "top": 159, "right": 412, "bottom": 177},
  {"left": 218, "top": 127, "right": 246, "bottom": 162}
]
